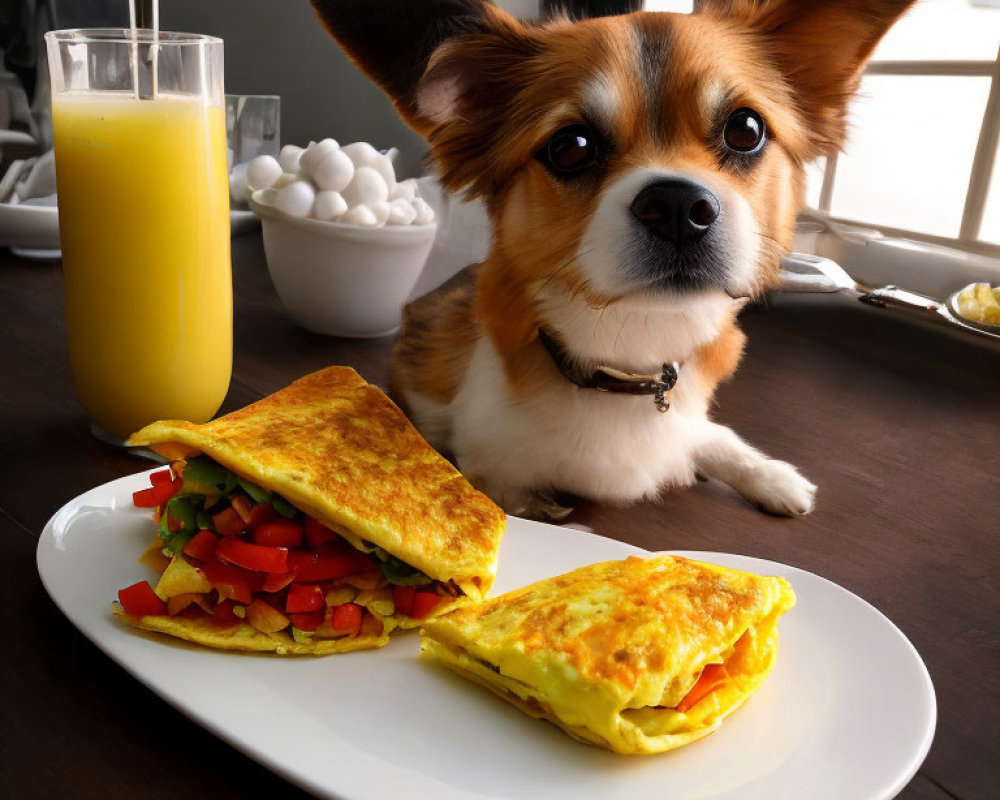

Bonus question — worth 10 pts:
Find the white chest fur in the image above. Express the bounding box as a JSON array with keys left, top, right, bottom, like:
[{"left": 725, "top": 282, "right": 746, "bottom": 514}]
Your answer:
[
  {"left": 402, "top": 291, "right": 744, "bottom": 508},
  {"left": 536, "top": 289, "right": 736, "bottom": 373},
  {"left": 442, "top": 336, "right": 718, "bottom": 505}
]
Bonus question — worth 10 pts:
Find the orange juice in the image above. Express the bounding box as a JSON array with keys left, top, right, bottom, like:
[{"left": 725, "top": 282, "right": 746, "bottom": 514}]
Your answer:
[{"left": 52, "top": 92, "right": 232, "bottom": 439}]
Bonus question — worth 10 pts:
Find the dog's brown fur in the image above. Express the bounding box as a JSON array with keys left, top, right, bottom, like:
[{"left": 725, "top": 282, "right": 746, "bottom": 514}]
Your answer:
[{"left": 312, "top": 0, "right": 915, "bottom": 516}]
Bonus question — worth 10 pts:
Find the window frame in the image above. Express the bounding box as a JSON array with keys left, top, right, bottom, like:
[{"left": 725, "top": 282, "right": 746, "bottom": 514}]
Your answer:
[{"left": 809, "top": 50, "right": 1000, "bottom": 259}]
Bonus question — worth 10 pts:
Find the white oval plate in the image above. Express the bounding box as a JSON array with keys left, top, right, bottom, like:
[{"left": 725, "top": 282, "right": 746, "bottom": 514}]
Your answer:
[{"left": 37, "top": 471, "right": 935, "bottom": 800}]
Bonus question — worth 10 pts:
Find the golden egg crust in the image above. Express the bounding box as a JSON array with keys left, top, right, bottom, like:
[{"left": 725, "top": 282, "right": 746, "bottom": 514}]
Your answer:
[
  {"left": 127, "top": 366, "right": 506, "bottom": 602},
  {"left": 420, "top": 555, "right": 795, "bottom": 754},
  {"left": 112, "top": 607, "right": 391, "bottom": 655}
]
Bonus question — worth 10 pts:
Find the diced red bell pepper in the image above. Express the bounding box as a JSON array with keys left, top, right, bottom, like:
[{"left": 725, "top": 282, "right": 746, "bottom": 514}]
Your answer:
[
  {"left": 304, "top": 516, "right": 338, "bottom": 548},
  {"left": 246, "top": 598, "right": 290, "bottom": 633},
  {"left": 149, "top": 469, "right": 172, "bottom": 487},
  {"left": 331, "top": 603, "right": 363, "bottom": 637},
  {"left": 132, "top": 488, "right": 157, "bottom": 508},
  {"left": 118, "top": 580, "right": 168, "bottom": 617},
  {"left": 675, "top": 663, "right": 730, "bottom": 713},
  {"left": 210, "top": 599, "right": 242, "bottom": 628},
  {"left": 411, "top": 590, "right": 443, "bottom": 620},
  {"left": 286, "top": 583, "right": 325, "bottom": 614},
  {"left": 253, "top": 519, "right": 303, "bottom": 548},
  {"left": 392, "top": 585, "right": 417, "bottom": 616},
  {"left": 289, "top": 612, "right": 322, "bottom": 632},
  {"left": 202, "top": 558, "right": 256, "bottom": 604},
  {"left": 216, "top": 536, "right": 289, "bottom": 574},
  {"left": 288, "top": 544, "right": 376, "bottom": 583},
  {"left": 212, "top": 506, "right": 247, "bottom": 537},
  {"left": 262, "top": 571, "right": 295, "bottom": 593},
  {"left": 182, "top": 530, "right": 219, "bottom": 562},
  {"left": 132, "top": 475, "right": 182, "bottom": 508},
  {"left": 247, "top": 501, "right": 276, "bottom": 530}
]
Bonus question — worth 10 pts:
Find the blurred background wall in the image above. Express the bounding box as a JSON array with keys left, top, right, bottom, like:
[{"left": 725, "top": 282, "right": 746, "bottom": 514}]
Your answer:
[
  {"left": 5, "top": 2, "right": 650, "bottom": 177},
  {"left": 160, "top": 0, "right": 541, "bottom": 179}
]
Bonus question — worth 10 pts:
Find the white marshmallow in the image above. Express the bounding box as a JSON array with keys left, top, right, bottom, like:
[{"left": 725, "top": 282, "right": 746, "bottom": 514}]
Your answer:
[
  {"left": 278, "top": 144, "right": 304, "bottom": 173},
  {"left": 299, "top": 138, "right": 340, "bottom": 178},
  {"left": 341, "top": 204, "right": 380, "bottom": 227},
  {"left": 311, "top": 149, "right": 354, "bottom": 193},
  {"left": 341, "top": 166, "right": 389, "bottom": 207},
  {"left": 412, "top": 197, "right": 435, "bottom": 225},
  {"left": 229, "top": 162, "right": 250, "bottom": 204},
  {"left": 271, "top": 179, "right": 315, "bottom": 218},
  {"left": 369, "top": 201, "right": 392, "bottom": 226},
  {"left": 246, "top": 155, "right": 283, "bottom": 191},
  {"left": 312, "top": 190, "right": 348, "bottom": 221},
  {"left": 390, "top": 178, "right": 417, "bottom": 203},
  {"left": 340, "top": 141, "right": 381, "bottom": 168},
  {"left": 369, "top": 153, "right": 396, "bottom": 187},
  {"left": 387, "top": 198, "right": 417, "bottom": 225},
  {"left": 338, "top": 142, "right": 393, "bottom": 187}
]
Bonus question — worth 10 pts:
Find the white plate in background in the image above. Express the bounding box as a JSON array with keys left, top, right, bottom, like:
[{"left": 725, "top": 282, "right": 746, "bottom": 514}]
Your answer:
[
  {"left": 37, "top": 471, "right": 935, "bottom": 800},
  {"left": 1, "top": 203, "right": 259, "bottom": 257}
]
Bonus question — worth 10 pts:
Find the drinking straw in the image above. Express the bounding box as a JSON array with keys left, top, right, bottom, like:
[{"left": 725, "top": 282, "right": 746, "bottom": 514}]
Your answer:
[
  {"left": 129, "top": 0, "right": 159, "bottom": 99},
  {"left": 150, "top": 0, "right": 159, "bottom": 99},
  {"left": 128, "top": 0, "right": 139, "bottom": 100}
]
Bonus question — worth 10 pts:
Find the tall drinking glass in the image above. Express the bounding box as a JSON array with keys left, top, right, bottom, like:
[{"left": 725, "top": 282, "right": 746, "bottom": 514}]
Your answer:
[{"left": 45, "top": 29, "right": 232, "bottom": 443}]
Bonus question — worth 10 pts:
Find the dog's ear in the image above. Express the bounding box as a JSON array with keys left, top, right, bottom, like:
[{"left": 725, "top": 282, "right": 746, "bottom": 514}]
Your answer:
[
  {"left": 310, "top": 0, "right": 522, "bottom": 137},
  {"left": 414, "top": 20, "right": 542, "bottom": 195},
  {"left": 696, "top": 0, "right": 917, "bottom": 155}
]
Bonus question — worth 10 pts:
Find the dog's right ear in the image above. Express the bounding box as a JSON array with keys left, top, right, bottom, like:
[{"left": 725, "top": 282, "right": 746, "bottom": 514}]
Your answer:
[{"left": 310, "top": 0, "right": 510, "bottom": 136}]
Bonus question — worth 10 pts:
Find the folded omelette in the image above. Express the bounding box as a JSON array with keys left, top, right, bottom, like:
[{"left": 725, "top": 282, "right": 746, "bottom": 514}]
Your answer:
[
  {"left": 419, "top": 555, "right": 795, "bottom": 754},
  {"left": 116, "top": 366, "right": 506, "bottom": 655}
]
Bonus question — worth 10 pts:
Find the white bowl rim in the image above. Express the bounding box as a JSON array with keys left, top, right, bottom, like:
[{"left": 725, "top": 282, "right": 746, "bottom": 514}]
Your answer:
[
  {"left": 249, "top": 192, "right": 437, "bottom": 241},
  {"left": 0, "top": 201, "right": 58, "bottom": 215}
]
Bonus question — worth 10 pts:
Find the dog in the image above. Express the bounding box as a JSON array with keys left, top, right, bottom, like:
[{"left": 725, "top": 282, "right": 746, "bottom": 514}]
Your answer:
[{"left": 311, "top": 0, "right": 915, "bottom": 519}]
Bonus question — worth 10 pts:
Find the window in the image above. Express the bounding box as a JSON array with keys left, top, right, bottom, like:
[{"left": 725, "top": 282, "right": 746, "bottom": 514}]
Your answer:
[{"left": 810, "top": 0, "right": 1000, "bottom": 256}]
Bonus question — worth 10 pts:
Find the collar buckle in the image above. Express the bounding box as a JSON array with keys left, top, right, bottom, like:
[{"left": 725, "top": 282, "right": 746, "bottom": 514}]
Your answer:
[{"left": 653, "top": 362, "right": 679, "bottom": 412}]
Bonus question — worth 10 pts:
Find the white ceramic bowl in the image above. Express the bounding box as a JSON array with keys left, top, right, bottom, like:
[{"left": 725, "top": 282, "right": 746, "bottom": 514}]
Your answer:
[{"left": 250, "top": 192, "right": 436, "bottom": 337}]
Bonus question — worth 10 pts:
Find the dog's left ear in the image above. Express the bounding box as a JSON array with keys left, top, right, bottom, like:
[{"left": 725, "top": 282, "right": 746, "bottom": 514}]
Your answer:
[
  {"left": 697, "top": 0, "right": 918, "bottom": 156},
  {"left": 310, "top": 0, "right": 524, "bottom": 138}
]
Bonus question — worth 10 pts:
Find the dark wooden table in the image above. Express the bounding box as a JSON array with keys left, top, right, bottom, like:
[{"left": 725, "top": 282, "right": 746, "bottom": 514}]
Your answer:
[{"left": 3, "top": 234, "right": 998, "bottom": 800}]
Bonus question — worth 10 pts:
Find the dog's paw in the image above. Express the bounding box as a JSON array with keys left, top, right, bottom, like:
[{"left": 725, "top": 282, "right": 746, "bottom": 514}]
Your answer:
[
  {"left": 493, "top": 488, "right": 573, "bottom": 521},
  {"left": 739, "top": 459, "right": 817, "bottom": 516},
  {"left": 520, "top": 493, "right": 574, "bottom": 522}
]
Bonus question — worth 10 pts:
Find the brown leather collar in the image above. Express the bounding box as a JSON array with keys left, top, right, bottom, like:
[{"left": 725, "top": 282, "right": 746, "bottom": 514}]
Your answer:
[{"left": 537, "top": 328, "right": 680, "bottom": 413}]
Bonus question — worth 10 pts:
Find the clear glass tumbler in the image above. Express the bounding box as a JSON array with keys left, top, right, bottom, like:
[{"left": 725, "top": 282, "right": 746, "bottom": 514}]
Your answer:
[{"left": 45, "top": 29, "right": 232, "bottom": 443}]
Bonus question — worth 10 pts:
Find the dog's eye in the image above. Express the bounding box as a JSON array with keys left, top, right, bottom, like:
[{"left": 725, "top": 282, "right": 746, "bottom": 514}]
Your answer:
[
  {"left": 723, "top": 108, "right": 766, "bottom": 154},
  {"left": 539, "top": 125, "right": 601, "bottom": 175}
]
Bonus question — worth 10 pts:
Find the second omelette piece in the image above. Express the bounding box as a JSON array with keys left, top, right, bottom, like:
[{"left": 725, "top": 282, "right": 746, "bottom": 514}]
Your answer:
[{"left": 420, "top": 555, "right": 795, "bottom": 754}]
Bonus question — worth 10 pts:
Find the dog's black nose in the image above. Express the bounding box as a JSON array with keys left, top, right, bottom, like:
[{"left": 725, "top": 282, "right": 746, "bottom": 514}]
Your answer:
[{"left": 629, "top": 179, "right": 720, "bottom": 246}]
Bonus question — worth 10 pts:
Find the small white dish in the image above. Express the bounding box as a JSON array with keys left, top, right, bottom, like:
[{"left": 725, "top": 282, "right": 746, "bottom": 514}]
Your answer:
[
  {"left": 250, "top": 192, "right": 436, "bottom": 338},
  {"left": 0, "top": 200, "right": 60, "bottom": 250},
  {"left": 1, "top": 202, "right": 262, "bottom": 257},
  {"left": 37, "top": 470, "right": 936, "bottom": 800}
]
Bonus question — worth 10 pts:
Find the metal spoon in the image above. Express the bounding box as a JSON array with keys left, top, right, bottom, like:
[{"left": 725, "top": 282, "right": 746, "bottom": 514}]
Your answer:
[{"left": 778, "top": 252, "right": 1000, "bottom": 342}]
